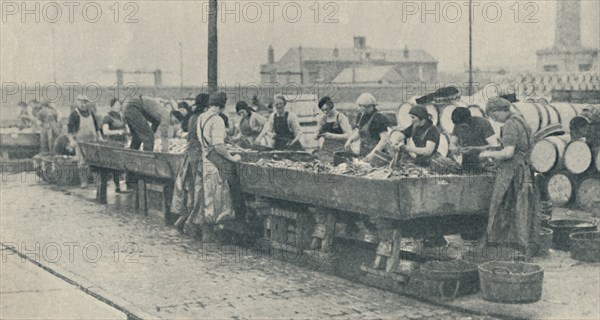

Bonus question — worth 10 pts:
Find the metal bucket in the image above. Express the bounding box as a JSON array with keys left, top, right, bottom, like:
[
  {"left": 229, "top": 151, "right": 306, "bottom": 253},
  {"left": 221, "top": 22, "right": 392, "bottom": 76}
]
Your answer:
[
  {"left": 569, "top": 231, "right": 600, "bottom": 262},
  {"left": 478, "top": 261, "right": 544, "bottom": 304},
  {"left": 548, "top": 219, "right": 597, "bottom": 250}
]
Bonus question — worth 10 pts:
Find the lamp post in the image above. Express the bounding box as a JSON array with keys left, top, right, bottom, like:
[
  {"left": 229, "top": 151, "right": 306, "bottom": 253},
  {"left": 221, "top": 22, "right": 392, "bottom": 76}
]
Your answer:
[
  {"left": 207, "top": 0, "right": 218, "bottom": 93},
  {"left": 468, "top": 0, "right": 473, "bottom": 96},
  {"left": 179, "top": 42, "right": 183, "bottom": 89}
]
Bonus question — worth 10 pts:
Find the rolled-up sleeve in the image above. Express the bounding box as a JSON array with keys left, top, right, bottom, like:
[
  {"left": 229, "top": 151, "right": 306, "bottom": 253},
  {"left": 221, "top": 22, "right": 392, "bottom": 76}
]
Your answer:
[{"left": 287, "top": 112, "right": 303, "bottom": 137}]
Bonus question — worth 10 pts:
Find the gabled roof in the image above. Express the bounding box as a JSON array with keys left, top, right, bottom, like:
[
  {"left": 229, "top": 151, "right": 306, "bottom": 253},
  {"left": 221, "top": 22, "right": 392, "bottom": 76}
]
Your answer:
[
  {"left": 332, "top": 65, "right": 402, "bottom": 84},
  {"left": 269, "top": 47, "right": 437, "bottom": 73}
]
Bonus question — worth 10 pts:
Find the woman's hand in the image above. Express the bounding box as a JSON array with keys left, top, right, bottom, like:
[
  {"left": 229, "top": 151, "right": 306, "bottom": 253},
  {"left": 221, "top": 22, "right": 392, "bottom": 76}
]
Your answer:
[
  {"left": 232, "top": 154, "right": 242, "bottom": 162},
  {"left": 479, "top": 150, "right": 492, "bottom": 160},
  {"left": 363, "top": 153, "right": 374, "bottom": 163}
]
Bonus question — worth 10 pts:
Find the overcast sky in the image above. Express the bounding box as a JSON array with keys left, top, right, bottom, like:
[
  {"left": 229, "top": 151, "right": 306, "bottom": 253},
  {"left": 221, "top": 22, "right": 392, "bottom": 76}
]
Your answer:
[{"left": 2, "top": 0, "right": 599, "bottom": 86}]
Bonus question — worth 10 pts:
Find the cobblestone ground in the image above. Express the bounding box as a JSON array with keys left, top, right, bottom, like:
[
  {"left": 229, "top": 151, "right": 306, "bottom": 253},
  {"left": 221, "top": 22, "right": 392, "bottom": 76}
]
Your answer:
[{"left": 1, "top": 179, "right": 499, "bottom": 319}]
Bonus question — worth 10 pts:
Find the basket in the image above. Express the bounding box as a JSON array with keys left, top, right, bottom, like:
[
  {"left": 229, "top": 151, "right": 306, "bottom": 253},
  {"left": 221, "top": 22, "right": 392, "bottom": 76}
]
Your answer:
[
  {"left": 548, "top": 219, "right": 597, "bottom": 250},
  {"left": 415, "top": 260, "right": 480, "bottom": 300},
  {"left": 478, "top": 261, "right": 544, "bottom": 304},
  {"left": 33, "top": 154, "right": 55, "bottom": 182},
  {"left": 52, "top": 155, "right": 80, "bottom": 186},
  {"left": 569, "top": 231, "right": 600, "bottom": 262}
]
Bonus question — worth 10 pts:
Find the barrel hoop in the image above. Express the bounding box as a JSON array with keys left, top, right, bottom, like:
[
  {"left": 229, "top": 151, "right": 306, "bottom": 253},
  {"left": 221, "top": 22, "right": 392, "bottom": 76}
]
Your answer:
[
  {"left": 538, "top": 103, "right": 551, "bottom": 129},
  {"left": 546, "top": 103, "right": 561, "bottom": 123},
  {"left": 532, "top": 103, "right": 544, "bottom": 132}
]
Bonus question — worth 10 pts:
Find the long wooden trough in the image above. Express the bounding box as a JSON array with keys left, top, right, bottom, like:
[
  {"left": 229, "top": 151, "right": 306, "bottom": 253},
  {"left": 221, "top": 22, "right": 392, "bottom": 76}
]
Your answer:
[
  {"left": 238, "top": 162, "right": 495, "bottom": 220},
  {"left": 0, "top": 131, "right": 41, "bottom": 159}
]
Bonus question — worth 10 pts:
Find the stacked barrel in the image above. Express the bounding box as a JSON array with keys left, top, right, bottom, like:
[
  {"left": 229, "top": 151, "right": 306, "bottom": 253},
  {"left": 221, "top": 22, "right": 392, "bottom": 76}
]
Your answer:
[
  {"left": 531, "top": 105, "right": 600, "bottom": 214},
  {"left": 512, "top": 72, "right": 600, "bottom": 95}
]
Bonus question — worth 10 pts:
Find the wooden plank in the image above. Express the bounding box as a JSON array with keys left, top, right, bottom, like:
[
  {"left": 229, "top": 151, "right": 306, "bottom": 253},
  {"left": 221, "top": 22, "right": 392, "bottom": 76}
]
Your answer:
[{"left": 385, "top": 229, "right": 402, "bottom": 273}]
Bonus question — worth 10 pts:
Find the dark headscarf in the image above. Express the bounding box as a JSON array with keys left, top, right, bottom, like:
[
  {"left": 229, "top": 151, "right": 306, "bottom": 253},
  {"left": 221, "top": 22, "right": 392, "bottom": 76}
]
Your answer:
[
  {"left": 451, "top": 107, "right": 471, "bottom": 125},
  {"left": 409, "top": 105, "right": 429, "bottom": 121},
  {"left": 194, "top": 93, "right": 210, "bottom": 114},
  {"left": 235, "top": 101, "right": 255, "bottom": 114}
]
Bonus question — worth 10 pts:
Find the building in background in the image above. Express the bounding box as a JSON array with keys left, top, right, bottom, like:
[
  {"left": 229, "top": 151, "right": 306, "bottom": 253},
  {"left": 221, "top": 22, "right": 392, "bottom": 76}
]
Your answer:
[
  {"left": 536, "top": 0, "right": 598, "bottom": 73},
  {"left": 260, "top": 37, "right": 437, "bottom": 85}
]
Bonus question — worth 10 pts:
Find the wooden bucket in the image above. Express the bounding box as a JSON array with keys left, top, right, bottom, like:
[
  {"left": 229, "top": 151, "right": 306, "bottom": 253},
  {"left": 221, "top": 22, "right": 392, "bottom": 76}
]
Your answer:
[
  {"left": 478, "top": 261, "right": 544, "bottom": 304},
  {"left": 564, "top": 140, "right": 593, "bottom": 174},
  {"left": 570, "top": 231, "right": 600, "bottom": 263}
]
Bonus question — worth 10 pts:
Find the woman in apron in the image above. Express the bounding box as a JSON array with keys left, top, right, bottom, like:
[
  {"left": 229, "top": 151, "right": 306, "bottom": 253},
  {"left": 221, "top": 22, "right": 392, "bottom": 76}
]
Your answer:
[
  {"left": 399, "top": 105, "right": 440, "bottom": 167},
  {"left": 315, "top": 96, "right": 352, "bottom": 160},
  {"left": 101, "top": 99, "right": 128, "bottom": 192},
  {"left": 171, "top": 93, "right": 209, "bottom": 235},
  {"left": 232, "top": 101, "right": 266, "bottom": 148},
  {"left": 479, "top": 97, "right": 540, "bottom": 255},
  {"left": 196, "top": 92, "right": 242, "bottom": 242},
  {"left": 69, "top": 101, "right": 101, "bottom": 188},
  {"left": 256, "top": 96, "right": 303, "bottom": 151},
  {"left": 344, "top": 93, "right": 390, "bottom": 165}
]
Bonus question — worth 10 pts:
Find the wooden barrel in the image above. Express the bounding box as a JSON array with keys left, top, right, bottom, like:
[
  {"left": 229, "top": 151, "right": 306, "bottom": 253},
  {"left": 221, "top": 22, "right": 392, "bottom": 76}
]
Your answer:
[
  {"left": 530, "top": 136, "right": 569, "bottom": 173},
  {"left": 565, "top": 140, "right": 594, "bottom": 174},
  {"left": 424, "top": 104, "right": 439, "bottom": 126},
  {"left": 552, "top": 103, "right": 579, "bottom": 131},
  {"left": 397, "top": 101, "right": 415, "bottom": 130},
  {"left": 595, "top": 147, "right": 600, "bottom": 172},
  {"left": 438, "top": 132, "right": 450, "bottom": 158},
  {"left": 546, "top": 171, "right": 576, "bottom": 206},
  {"left": 512, "top": 102, "right": 543, "bottom": 133},
  {"left": 439, "top": 101, "right": 468, "bottom": 133},
  {"left": 576, "top": 177, "right": 600, "bottom": 213}
]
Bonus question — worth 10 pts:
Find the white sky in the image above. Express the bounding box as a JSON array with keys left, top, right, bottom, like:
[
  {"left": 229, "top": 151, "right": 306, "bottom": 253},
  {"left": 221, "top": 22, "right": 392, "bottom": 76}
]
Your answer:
[{"left": 1, "top": 0, "right": 599, "bottom": 86}]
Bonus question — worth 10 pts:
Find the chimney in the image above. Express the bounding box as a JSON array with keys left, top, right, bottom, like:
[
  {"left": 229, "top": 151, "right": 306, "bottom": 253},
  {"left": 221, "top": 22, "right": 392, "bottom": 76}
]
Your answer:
[
  {"left": 116, "top": 69, "right": 124, "bottom": 87},
  {"left": 555, "top": 0, "right": 581, "bottom": 48},
  {"left": 333, "top": 46, "right": 339, "bottom": 58},
  {"left": 354, "top": 36, "right": 366, "bottom": 50},
  {"left": 403, "top": 45, "right": 409, "bottom": 59},
  {"left": 268, "top": 45, "right": 274, "bottom": 64},
  {"left": 153, "top": 69, "right": 162, "bottom": 86}
]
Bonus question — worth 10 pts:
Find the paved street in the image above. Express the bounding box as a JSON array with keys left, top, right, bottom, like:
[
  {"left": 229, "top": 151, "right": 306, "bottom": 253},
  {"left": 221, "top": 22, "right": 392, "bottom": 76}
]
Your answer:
[
  {"left": 1, "top": 254, "right": 127, "bottom": 319},
  {"left": 1, "top": 179, "right": 498, "bottom": 319}
]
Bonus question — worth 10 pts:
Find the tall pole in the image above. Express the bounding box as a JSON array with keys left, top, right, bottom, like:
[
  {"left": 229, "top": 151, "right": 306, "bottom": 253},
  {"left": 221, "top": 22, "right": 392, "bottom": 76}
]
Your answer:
[
  {"left": 207, "top": 0, "right": 218, "bottom": 93},
  {"left": 468, "top": 0, "right": 473, "bottom": 96},
  {"left": 179, "top": 42, "right": 183, "bottom": 89},
  {"left": 52, "top": 26, "right": 57, "bottom": 83}
]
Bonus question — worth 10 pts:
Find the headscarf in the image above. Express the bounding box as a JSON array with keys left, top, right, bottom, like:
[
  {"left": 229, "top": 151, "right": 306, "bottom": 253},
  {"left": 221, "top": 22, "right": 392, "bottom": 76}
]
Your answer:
[
  {"left": 451, "top": 107, "right": 471, "bottom": 125},
  {"left": 235, "top": 101, "right": 255, "bottom": 114},
  {"left": 409, "top": 105, "right": 429, "bottom": 121},
  {"left": 194, "top": 93, "right": 210, "bottom": 114}
]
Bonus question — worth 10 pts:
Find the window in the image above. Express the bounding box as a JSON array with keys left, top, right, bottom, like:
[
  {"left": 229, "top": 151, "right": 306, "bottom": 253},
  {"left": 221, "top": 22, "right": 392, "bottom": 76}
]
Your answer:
[
  {"left": 579, "top": 64, "right": 592, "bottom": 72},
  {"left": 543, "top": 65, "right": 559, "bottom": 72}
]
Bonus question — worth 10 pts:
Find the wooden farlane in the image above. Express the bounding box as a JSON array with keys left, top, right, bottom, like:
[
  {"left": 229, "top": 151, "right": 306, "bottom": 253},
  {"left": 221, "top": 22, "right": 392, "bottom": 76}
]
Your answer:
[
  {"left": 0, "top": 132, "right": 41, "bottom": 159},
  {"left": 238, "top": 162, "right": 495, "bottom": 220}
]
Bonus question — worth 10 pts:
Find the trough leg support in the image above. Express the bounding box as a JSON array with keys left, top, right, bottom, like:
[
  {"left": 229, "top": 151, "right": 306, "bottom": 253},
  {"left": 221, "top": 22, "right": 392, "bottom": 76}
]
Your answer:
[
  {"left": 361, "top": 226, "right": 409, "bottom": 284},
  {"left": 96, "top": 169, "right": 109, "bottom": 204},
  {"left": 310, "top": 210, "right": 336, "bottom": 252},
  {"left": 137, "top": 179, "right": 147, "bottom": 215}
]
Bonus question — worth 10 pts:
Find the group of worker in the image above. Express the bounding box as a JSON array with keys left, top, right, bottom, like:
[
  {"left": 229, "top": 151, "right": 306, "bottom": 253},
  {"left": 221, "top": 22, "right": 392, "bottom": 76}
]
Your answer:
[{"left": 17, "top": 90, "right": 540, "bottom": 255}]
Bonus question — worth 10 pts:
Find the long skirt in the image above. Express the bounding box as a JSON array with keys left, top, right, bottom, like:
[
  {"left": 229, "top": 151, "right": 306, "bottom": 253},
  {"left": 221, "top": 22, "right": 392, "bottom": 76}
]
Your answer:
[
  {"left": 171, "top": 144, "right": 201, "bottom": 216},
  {"left": 486, "top": 155, "right": 540, "bottom": 251},
  {"left": 193, "top": 154, "right": 235, "bottom": 225}
]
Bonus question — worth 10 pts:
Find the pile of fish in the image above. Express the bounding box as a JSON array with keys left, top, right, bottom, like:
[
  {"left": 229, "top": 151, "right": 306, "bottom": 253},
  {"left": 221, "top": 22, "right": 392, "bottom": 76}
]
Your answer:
[
  {"left": 252, "top": 157, "right": 449, "bottom": 179},
  {"left": 153, "top": 138, "right": 188, "bottom": 153}
]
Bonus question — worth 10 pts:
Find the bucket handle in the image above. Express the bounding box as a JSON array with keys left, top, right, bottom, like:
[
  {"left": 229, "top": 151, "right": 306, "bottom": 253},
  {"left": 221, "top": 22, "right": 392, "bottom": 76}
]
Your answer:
[
  {"left": 491, "top": 266, "right": 512, "bottom": 275},
  {"left": 438, "top": 279, "right": 461, "bottom": 301}
]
